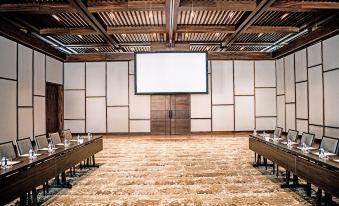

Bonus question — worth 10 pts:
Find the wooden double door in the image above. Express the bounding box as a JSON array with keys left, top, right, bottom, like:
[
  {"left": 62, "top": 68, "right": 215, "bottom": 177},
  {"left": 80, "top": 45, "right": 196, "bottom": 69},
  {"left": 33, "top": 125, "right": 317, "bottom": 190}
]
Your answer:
[{"left": 151, "top": 94, "right": 191, "bottom": 135}]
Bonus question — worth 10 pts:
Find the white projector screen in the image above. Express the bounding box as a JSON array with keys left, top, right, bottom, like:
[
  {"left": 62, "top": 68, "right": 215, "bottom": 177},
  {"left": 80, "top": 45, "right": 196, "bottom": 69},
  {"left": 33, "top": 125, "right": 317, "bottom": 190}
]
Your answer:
[{"left": 135, "top": 52, "right": 208, "bottom": 94}]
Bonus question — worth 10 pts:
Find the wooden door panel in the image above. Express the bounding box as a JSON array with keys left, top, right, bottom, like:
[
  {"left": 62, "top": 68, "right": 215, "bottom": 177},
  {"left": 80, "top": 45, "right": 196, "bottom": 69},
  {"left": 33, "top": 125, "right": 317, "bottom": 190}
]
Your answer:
[
  {"left": 151, "top": 95, "right": 171, "bottom": 110},
  {"left": 151, "top": 110, "right": 168, "bottom": 119},
  {"left": 151, "top": 120, "right": 168, "bottom": 135},
  {"left": 173, "top": 94, "right": 190, "bottom": 111},
  {"left": 173, "top": 110, "right": 190, "bottom": 119},
  {"left": 172, "top": 119, "right": 190, "bottom": 135}
]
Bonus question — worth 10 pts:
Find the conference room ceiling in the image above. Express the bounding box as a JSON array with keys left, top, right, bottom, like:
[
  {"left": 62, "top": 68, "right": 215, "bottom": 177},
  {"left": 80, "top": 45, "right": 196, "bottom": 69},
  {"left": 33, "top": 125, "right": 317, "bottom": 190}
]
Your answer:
[{"left": 0, "top": 0, "right": 339, "bottom": 57}]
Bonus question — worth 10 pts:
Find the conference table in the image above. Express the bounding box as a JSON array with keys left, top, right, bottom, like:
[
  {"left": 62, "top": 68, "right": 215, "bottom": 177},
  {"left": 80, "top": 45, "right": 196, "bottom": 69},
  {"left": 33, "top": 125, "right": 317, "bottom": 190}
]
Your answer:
[
  {"left": 0, "top": 135, "right": 103, "bottom": 205},
  {"left": 249, "top": 134, "right": 339, "bottom": 199}
]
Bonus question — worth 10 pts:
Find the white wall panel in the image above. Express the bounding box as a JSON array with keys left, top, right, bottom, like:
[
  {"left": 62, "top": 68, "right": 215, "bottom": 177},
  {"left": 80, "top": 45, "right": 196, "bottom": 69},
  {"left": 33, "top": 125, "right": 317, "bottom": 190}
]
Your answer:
[
  {"left": 323, "top": 35, "right": 339, "bottom": 71},
  {"left": 297, "top": 119, "right": 308, "bottom": 134},
  {"left": 64, "top": 90, "right": 85, "bottom": 119},
  {"left": 309, "top": 125, "right": 323, "bottom": 140},
  {"left": 129, "top": 60, "right": 134, "bottom": 74},
  {"left": 191, "top": 119, "right": 211, "bottom": 132},
  {"left": 325, "top": 127, "right": 339, "bottom": 139},
  {"left": 64, "top": 120, "right": 85, "bottom": 134},
  {"left": 34, "top": 51, "right": 45, "bottom": 96},
  {"left": 46, "top": 56, "right": 63, "bottom": 84},
  {"left": 277, "top": 95, "right": 285, "bottom": 130},
  {"left": 86, "top": 62, "right": 106, "bottom": 96},
  {"left": 34, "top": 96, "right": 46, "bottom": 136},
  {"left": 18, "top": 108, "right": 33, "bottom": 139},
  {"left": 324, "top": 70, "right": 339, "bottom": 127},
  {"left": 107, "top": 107, "right": 129, "bottom": 133},
  {"left": 0, "top": 36, "right": 17, "bottom": 79},
  {"left": 307, "top": 42, "right": 322, "bottom": 67},
  {"left": 234, "top": 61, "right": 254, "bottom": 95},
  {"left": 208, "top": 60, "right": 211, "bottom": 73},
  {"left": 256, "top": 117, "right": 276, "bottom": 131},
  {"left": 130, "top": 120, "right": 150, "bottom": 133},
  {"left": 86, "top": 98, "right": 106, "bottom": 133},
  {"left": 255, "top": 88, "right": 276, "bottom": 116},
  {"left": 284, "top": 54, "right": 295, "bottom": 102},
  {"left": 255, "top": 60, "right": 276, "bottom": 87},
  {"left": 107, "top": 62, "right": 129, "bottom": 106},
  {"left": 18, "top": 44, "right": 33, "bottom": 106},
  {"left": 286, "top": 103, "right": 295, "bottom": 131},
  {"left": 296, "top": 82, "right": 308, "bottom": 119},
  {"left": 276, "top": 58, "right": 285, "bottom": 95},
  {"left": 129, "top": 75, "right": 150, "bottom": 119},
  {"left": 64, "top": 63, "right": 85, "bottom": 89},
  {"left": 295, "top": 49, "right": 307, "bottom": 82},
  {"left": 191, "top": 75, "right": 211, "bottom": 118},
  {"left": 308, "top": 65, "right": 323, "bottom": 125},
  {"left": 211, "top": 61, "right": 233, "bottom": 104},
  {"left": 235, "top": 96, "right": 254, "bottom": 131},
  {"left": 0, "top": 80, "right": 17, "bottom": 141},
  {"left": 212, "top": 105, "right": 234, "bottom": 131}
]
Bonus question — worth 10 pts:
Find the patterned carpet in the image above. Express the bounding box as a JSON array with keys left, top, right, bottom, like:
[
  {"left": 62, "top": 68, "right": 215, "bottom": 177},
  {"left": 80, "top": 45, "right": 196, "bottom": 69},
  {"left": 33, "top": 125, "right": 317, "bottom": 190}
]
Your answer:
[{"left": 8, "top": 134, "right": 339, "bottom": 205}]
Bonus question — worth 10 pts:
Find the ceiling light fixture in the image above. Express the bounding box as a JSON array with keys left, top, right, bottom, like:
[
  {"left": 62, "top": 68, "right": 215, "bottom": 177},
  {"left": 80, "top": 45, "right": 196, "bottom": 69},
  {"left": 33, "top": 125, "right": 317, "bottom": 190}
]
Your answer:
[
  {"left": 149, "top": 11, "right": 153, "bottom": 18},
  {"left": 109, "top": 12, "right": 115, "bottom": 19},
  {"left": 281, "top": 13, "right": 289, "bottom": 20},
  {"left": 215, "top": 33, "right": 220, "bottom": 37},
  {"left": 206, "top": 46, "right": 210, "bottom": 50},
  {"left": 153, "top": 33, "right": 157, "bottom": 37},
  {"left": 185, "top": 33, "right": 189, "bottom": 38},
  {"left": 228, "top": 11, "right": 234, "bottom": 18},
  {"left": 95, "top": 48, "right": 99, "bottom": 52},
  {"left": 258, "top": 33, "right": 263, "bottom": 37},
  {"left": 77, "top": 34, "right": 83, "bottom": 39},
  {"left": 52, "top": 14, "right": 60, "bottom": 21},
  {"left": 240, "top": 46, "right": 244, "bottom": 50},
  {"left": 191, "top": 11, "right": 195, "bottom": 17},
  {"left": 122, "top": 34, "right": 126, "bottom": 38}
]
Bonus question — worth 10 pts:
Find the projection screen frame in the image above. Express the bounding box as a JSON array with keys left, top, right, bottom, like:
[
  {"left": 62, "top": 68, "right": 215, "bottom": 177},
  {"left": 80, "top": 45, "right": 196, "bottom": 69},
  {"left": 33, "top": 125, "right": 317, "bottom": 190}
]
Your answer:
[{"left": 134, "top": 51, "right": 208, "bottom": 95}]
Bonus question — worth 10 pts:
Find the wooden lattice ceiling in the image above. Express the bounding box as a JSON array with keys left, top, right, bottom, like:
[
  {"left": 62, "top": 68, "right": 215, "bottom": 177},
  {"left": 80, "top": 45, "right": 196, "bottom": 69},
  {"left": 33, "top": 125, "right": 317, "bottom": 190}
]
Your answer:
[{"left": 0, "top": 0, "right": 339, "bottom": 60}]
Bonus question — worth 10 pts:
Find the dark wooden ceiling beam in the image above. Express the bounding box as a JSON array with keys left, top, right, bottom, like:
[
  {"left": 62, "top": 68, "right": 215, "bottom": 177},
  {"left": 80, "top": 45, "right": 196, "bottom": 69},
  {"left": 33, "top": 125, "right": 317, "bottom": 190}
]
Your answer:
[
  {"left": 40, "top": 27, "right": 97, "bottom": 35},
  {"left": 246, "top": 26, "right": 299, "bottom": 33},
  {"left": 208, "top": 51, "right": 272, "bottom": 60},
  {"left": 166, "top": 0, "right": 180, "bottom": 45},
  {"left": 269, "top": 1, "right": 339, "bottom": 12},
  {"left": 177, "top": 25, "right": 299, "bottom": 33},
  {"left": 222, "top": 0, "right": 276, "bottom": 47},
  {"left": 178, "top": 0, "right": 256, "bottom": 11},
  {"left": 0, "top": 17, "right": 65, "bottom": 61},
  {"left": 107, "top": 26, "right": 166, "bottom": 35},
  {"left": 0, "top": 3, "right": 76, "bottom": 14},
  {"left": 273, "top": 21, "right": 339, "bottom": 58},
  {"left": 65, "top": 52, "right": 134, "bottom": 62},
  {"left": 65, "top": 51, "right": 272, "bottom": 61},
  {"left": 67, "top": 0, "right": 119, "bottom": 49},
  {"left": 87, "top": 1, "right": 165, "bottom": 13}
]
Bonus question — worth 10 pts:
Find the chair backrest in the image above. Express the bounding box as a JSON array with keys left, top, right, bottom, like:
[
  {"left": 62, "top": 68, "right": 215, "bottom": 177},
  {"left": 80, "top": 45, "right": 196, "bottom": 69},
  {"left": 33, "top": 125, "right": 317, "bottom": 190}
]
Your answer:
[
  {"left": 0, "top": 141, "right": 17, "bottom": 159},
  {"left": 320, "top": 136, "right": 339, "bottom": 154},
  {"left": 63, "top": 129, "right": 73, "bottom": 140},
  {"left": 287, "top": 129, "right": 299, "bottom": 142},
  {"left": 34, "top": 135, "right": 49, "bottom": 149},
  {"left": 49, "top": 132, "right": 61, "bottom": 145},
  {"left": 16, "top": 137, "right": 33, "bottom": 155},
  {"left": 300, "top": 132, "right": 315, "bottom": 147},
  {"left": 274, "top": 127, "right": 283, "bottom": 137}
]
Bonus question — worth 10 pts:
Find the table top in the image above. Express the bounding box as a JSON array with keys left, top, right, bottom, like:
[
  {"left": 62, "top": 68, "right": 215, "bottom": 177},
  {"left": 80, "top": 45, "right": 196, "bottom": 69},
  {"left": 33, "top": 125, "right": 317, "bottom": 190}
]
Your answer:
[
  {"left": 0, "top": 135, "right": 103, "bottom": 178},
  {"left": 249, "top": 134, "right": 339, "bottom": 171}
]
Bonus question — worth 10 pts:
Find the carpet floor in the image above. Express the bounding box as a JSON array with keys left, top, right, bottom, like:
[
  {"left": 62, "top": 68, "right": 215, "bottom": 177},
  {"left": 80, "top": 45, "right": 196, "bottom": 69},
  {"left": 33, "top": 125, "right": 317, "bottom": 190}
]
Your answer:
[{"left": 9, "top": 134, "right": 339, "bottom": 205}]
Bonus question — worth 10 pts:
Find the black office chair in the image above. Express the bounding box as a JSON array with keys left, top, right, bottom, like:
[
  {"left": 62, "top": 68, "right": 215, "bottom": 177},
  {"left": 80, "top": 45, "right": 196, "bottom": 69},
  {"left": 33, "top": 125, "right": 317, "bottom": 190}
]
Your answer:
[
  {"left": 16, "top": 137, "right": 33, "bottom": 156},
  {"left": 34, "top": 135, "right": 49, "bottom": 150},
  {"left": 299, "top": 132, "right": 315, "bottom": 147},
  {"left": 274, "top": 127, "right": 283, "bottom": 138},
  {"left": 287, "top": 129, "right": 299, "bottom": 142},
  {"left": 0, "top": 141, "right": 17, "bottom": 160},
  {"left": 319, "top": 136, "right": 339, "bottom": 154},
  {"left": 49, "top": 132, "right": 62, "bottom": 146}
]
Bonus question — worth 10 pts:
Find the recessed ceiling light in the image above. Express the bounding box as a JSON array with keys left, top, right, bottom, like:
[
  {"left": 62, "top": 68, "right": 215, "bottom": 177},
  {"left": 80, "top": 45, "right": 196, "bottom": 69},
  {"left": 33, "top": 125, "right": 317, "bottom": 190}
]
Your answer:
[
  {"left": 281, "top": 13, "right": 289, "bottom": 20},
  {"left": 153, "top": 33, "right": 157, "bottom": 37},
  {"left": 131, "top": 47, "right": 134, "bottom": 51},
  {"left": 149, "top": 11, "right": 153, "bottom": 18},
  {"left": 258, "top": 33, "right": 263, "bottom": 37},
  {"left": 240, "top": 46, "right": 244, "bottom": 50},
  {"left": 215, "top": 33, "right": 220, "bottom": 37},
  {"left": 228, "top": 11, "right": 234, "bottom": 18},
  {"left": 191, "top": 11, "right": 195, "bottom": 17},
  {"left": 109, "top": 12, "right": 115, "bottom": 19},
  {"left": 185, "top": 33, "right": 189, "bottom": 38},
  {"left": 122, "top": 34, "right": 126, "bottom": 38},
  {"left": 52, "top": 14, "right": 60, "bottom": 21},
  {"left": 77, "top": 34, "right": 83, "bottom": 39},
  {"left": 206, "top": 46, "right": 210, "bottom": 50},
  {"left": 95, "top": 48, "right": 99, "bottom": 52}
]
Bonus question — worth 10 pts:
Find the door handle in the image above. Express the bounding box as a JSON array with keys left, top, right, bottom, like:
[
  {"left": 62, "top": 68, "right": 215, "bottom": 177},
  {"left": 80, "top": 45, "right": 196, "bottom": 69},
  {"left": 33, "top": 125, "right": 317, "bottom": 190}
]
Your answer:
[{"left": 169, "top": 110, "right": 172, "bottom": 119}]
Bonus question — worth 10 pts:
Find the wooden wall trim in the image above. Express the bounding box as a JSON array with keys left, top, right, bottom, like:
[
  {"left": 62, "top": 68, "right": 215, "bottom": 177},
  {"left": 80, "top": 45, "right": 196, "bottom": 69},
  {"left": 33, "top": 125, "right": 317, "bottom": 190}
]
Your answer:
[{"left": 208, "top": 52, "right": 273, "bottom": 60}]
